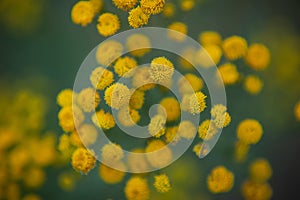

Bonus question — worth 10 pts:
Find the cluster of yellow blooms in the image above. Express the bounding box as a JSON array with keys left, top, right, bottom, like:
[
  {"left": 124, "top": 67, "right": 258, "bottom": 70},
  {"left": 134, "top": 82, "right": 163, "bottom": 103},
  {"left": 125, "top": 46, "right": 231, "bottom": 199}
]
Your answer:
[{"left": 207, "top": 166, "right": 234, "bottom": 193}]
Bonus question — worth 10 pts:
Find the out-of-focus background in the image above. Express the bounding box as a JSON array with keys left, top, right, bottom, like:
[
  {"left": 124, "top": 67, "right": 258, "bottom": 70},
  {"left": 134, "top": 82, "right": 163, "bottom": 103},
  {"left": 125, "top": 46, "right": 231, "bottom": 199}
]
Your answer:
[{"left": 0, "top": 0, "right": 299, "bottom": 199}]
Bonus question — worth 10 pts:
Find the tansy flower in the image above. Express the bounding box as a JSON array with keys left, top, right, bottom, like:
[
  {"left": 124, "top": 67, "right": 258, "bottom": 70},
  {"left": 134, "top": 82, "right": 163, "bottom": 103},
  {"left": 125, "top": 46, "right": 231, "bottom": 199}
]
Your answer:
[
  {"left": 203, "top": 44, "right": 223, "bottom": 65},
  {"left": 242, "top": 180, "right": 273, "bottom": 200},
  {"left": 178, "top": 120, "right": 196, "bottom": 139},
  {"left": 167, "top": 22, "right": 187, "bottom": 42},
  {"left": 101, "top": 143, "right": 124, "bottom": 164},
  {"left": 58, "top": 105, "right": 84, "bottom": 132},
  {"left": 90, "top": 67, "right": 114, "bottom": 90},
  {"left": 198, "top": 119, "right": 218, "bottom": 140},
  {"left": 153, "top": 174, "right": 171, "bottom": 193},
  {"left": 148, "top": 114, "right": 166, "bottom": 138},
  {"left": 178, "top": 74, "right": 203, "bottom": 95},
  {"left": 217, "top": 63, "right": 239, "bottom": 85},
  {"left": 244, "top": 75, "right": 263, "bottom": 95},
  {"left": 71, "top": 1, "right": 95, "bottom": 26},
  {"left": 23, "top": 167, "right": 45, "bottom": 188},
  {"left": 129, "top": 89, "right": 145, "bottom": 109},
  {"left": 112, "top": 0, "right": 138, "bottom": 11},
  {"left": 145, "top": 140, "right": 172, "bottom": 168},
  {"left": 92, "top": 109, "right": 115, "bottom": 129},
  {"left": 99, "top": 162, "right": 126, "bottom": 184},
  {"left": 70, "top": 131, "right": 83, "bottom": 147},
  {"left": 104, "top": 83, "right": 130, "bottom": 110},
  {"left": 158, "top": 97, "right": 180, "bottom": 122},
  {"left": 178, "top": 47, "right": 197, "bottom": 70},
  {"left": 294, "top": 101, "right": 300, "bottom": 121},
  {"left": 77, "top": 124, "right": 98, "bottom": 146},
  {"left": 126, "top": 33, "right": 151, "bottom": 57},
  {"left": 199, "top": 31, "right": 222, "bottom": 46},
  {"left": 150, "top": 56, "right": 174, "bottom": 84},
  {"left": 77, "top": 87, "right": 100, "bottom": 112},
  {"left": 97, "top": 13, "right": 120, "bottom": 37},
  {"left": 222, "top": 35, "right": 248, "bottom": 60},
  {"left": 58, "top": 172, "right": 76, "bottom": 191},
  {"left": 162, "top": 3, "right": 175, "bottom": 18},
  {"left": 210, "top": 104, "right": 231, "bottom": 128},
  {"left": 132, "top": 66, "right": 155, "bottom": 91},
  {"left": 249, "top": 158, "right": 272, "bottom": 183},
  {"left": 207, "top": 166, "right": 234, "bottom": 193},
  {"left": 126, "top": 148, "right": 149, "bottom": 173},
  {"left": 234, "top": 140, "right": 249, "bottom": 163},
  {"left": 245, "top": 43, "right": 270, "bottom": 70},
  {"left": 237, "top": 119, "right": 263, "bottom": 145},
  {"left": 193, "top": 142, "right": 210, "bottom": 157},
  {"left": 57, "top": 89, "right": 75, "bottom": 107},
  {"left": 96, "top": 40, "right": 123, "bottom": 66},
  {"left": 140, "top": 0, "right": 165, "bottom": 15},
  {"left": 128, "top": 6, "right": 150, "bottom": 28},
  {"left": 195, "top": 47, "right": 216, "bottom": 68},
  {"left": 90, "top": 0, "right": 103, "bottom": 14},
  {"left": 181, "top": 91, "right": 207, "bottom": 115},
  {"left": 118, "top": 107, "right": 140, "bottom": 127},
  {"left": 165, "top": 126, "right": 180, "bottom": 144},
  {"left": 71, "top": 147, "right": 96, "bottom": 174},
  {"left": 124, "top": 176, "right": 150, "bottom": 200},
  {"left": 114, "top": 56, "right": 137, "bottom": 77},
  {"left": 180, "top": 0, "right": 195, "bottom": 11}
]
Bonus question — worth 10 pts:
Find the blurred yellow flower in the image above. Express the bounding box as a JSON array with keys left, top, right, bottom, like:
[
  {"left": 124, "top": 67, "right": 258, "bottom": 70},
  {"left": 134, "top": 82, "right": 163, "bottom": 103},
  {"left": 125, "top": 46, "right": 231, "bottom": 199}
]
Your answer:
[
  {"left": 237, "top": 119, "right": 263, "bottom": 145},
  {"left": 167, "top": 22, "right": 188, "bottom": 42},
  {"left": 125, "top": 176, "right": 150, "bottom": 200},
  {"left": 71, "top": 1, "right": 95, "bottom": 26},
  {"left": 244, "top": 75, "right": 263, "bottom": 95},
  {"left": 207, "top": 166, "right": 234, "bottom": 193},
  {"left": 114, "top": 56, "right": 138, "bottom": 77},
  {"left": 97, "top": 13, "right": 120, "bottom": 37},
  {"left": 222, "top": 35, "right": 248, "bottom": 60},
  {"left": 245, "top": 43, "right": 270, "bottom": 71},
  {"left": 249, "top": 158, "right": 272, "bottom": 183}
]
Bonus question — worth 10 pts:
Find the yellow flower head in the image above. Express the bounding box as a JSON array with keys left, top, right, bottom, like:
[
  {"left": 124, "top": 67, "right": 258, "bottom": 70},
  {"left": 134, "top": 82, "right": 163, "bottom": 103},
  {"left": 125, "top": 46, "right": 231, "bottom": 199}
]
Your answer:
[
  {"left": 140, "top": 0, "right": 165, "bottom": 15},
  {"left": 245, "top": 43, "right": 270, "bottom": 70},
  {"left": 244, "top": 75, "right": 263, "bottom": 95},
  {"left": 158, "top": 97, "right": 180, "bottom": 122},
  {"left": 207, "top": 166, "right": 234, "bottom": 193},
  {"left": 112, "top": 0, "right": 138, "bottom": 11},
  {"left": 199, "top": 31, "right": 222, "bottom": 46},
  {"left": 234, "top": 140, "right": 249, "bottom": 163},
  {"left": 58, "top": 172, "right": 76, "bottom": 191},
  {"left": 145, "top": 140, "right": 172, "bottom": 168},
  {"left": 92, "top": 109, "right": 115, "bottom": 129},
  {"left": 90, "top": 67, "right": 114, "bottom": 90},
  {"left": 126, "top": 148, "right": 149, "bottom": 173},
  {"left": 167, "top": 22, "right": 188, "bottom": 42},
  {"left": 210, "top": 104, "right": 231, "bottom": 128},
  {"left": 118, "top": 107, "right": 140, "bottom": 127},
  {"left": 104, "top": 83, "right": 130, "bottom": 109},
  {"left": 57, "top": 89, "right": 74, "bottom": 107},
  {"left": 71, "top": 1, "right": 95, "bottom": 26},
  {"left": 97, "top": 13, "right": 120, "bottom": 37},
  {"left": 114, "top": 56, "right": 137, "bottom": 77},
  {"left": 178, "top": 120, "right": 196, "bottom": 139},
  {"left": 129, "top": 89, "right": 145, "bottom": 109},
  {"left": 222, "top": 35, "right": 248, "bottom": 60},
  {"left": 180, "top": 0, "right": 195, "bottom": 11},
  {"left": 181, "top": 91, "right": 207, "bottom": 115},
  {"left": 249, "top": 158, "right": 272, "bottom": 183},
  {"left": 125, "top": 176, "right": 150, "bottom": 200},
  {"left": 70, "top": 131, "right": 83, "bottom": 147},
  {"left": 90, "top": 0, "right": 103, "bottom": 14},
  {"left": 295, "top": 101, "right": 300, "bottom": 121},
  {"left": 23, "top": 167, "right": 45, "bottom": 188},
  {"left": 154, "top": 174, "right": 171, "bottom": 193},
  {"left": 165, "top": 126, "right": 180, "bottom": 144},
  {"left": 193, "top": 142, "right": 210, "bottom": 157},
  {"left": 148, "top": 114, "right": 166, "bottom": 138},
  {"left": 150, "top": 56, "right": 174, "bottom": 84},
  {"left": 163, "top": 3, "right": 175, "bottom": 18},
  {"left": 128, "top": 6, "right": 150, "bottom": 28},
  {"left": 218, "top": 63, "right": 239, "bottom": 85},
  {"left": 96, "top": 40, "right": 123, "bottom": 66},
  {"left": 78, "top": 124, "right": 98, "bottom": 146},
  {"left": 58, "top": 105, "right": 84, "bottom": 132},
  {"left": 242, "top": 180, "right": 273, "bottom": 200},
  {"left": 178, "top": 47, "right": 197, "bottom": 70},
  {"left": 132, "top": 66, "right": 155, "bottom": 91},
  {"left": 237, "top": 119, "right": 263, "bottom": 145},
  {"left": 178, "top": 73, "right": 203, "bottom": 95},
  {"left": 71, "top": 147, "right": 96, "bottom": 174},
  {"left": 198, "top": 119, "right": 218, "bottom": 140},
  {"left": 77, "top": 87, "right": 100, "bottom": 112},
  {"left": 99, "top": 162, "right": 126, "bottom": 184},
  {"left": 195, "top": 47, "right": 217, "bottom": 68},
  {"left": 126, "top": 34, "right": 151, "bottom": 57},
  {"left": 204, "top": 44, "right": 223, "bottom": 65},
  {"left": 101, "top": 143, "right": 124, "bottom": 164}
]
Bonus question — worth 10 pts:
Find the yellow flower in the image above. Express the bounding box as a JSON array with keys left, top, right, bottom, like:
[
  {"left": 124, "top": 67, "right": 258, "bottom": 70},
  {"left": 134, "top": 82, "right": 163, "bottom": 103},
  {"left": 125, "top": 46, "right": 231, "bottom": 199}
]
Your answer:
[
  {"left": 244, "top": 75, "right": 263, "bottom": 95},
  {"left": 128, "top": 6, "right": 150, "bottom": 28},
  {"left": 150, "top": 56, "right": 174, "bottom": 84},
  {"left": 140, "top": 0, "right": 165, "bottom": 15},
  {"left": 178, "top": 120, "right": 196, "bottom": 139},
  {"left": 207, "top": 166, "right": 234, "bottom": 193},
  {"left": 71, "top": 1, "right": 95, "bottom": 26},
  {"left": 203, "top": 44, "right": 223, "bottom": 65},
  {"left": 180, "top": 0, "right": 195, "bottom": 11},
  {"left": 77, "top": 124, "right": 98, "bottom": 146},
  {"left": 193, "top": 142, "right": 210, "bottom": 157},
  {"left": 167, "top": 22, "right": 188, "bottom": 42},
  {"left": 148, "top": 114, "right": 166, "bottom": 138},
  {"left": 97, "top": 13, "right": 120, "bottom": 37},
  {"left": 57, "top": 89, "right": 74, "bottom": 107},
  {"left": 23, "top": 167, "right": 45, "bottom": 188},
  {"left": 114, "top": 56, "right": 137, "bottom": 77},
  {"left": 92, "top": 109, "right": 115, "bottom": 129},
  {"left": 125, "top": 176, "right": 150, "bottom": 200},
  {"left": 145, "top": 140, "right": 172, "bottom": 168},
  {"left": 112, "top": 0, "right": 138, "bottom": 11},
  {"left": 195, "top": 47, "right": 218, "bottom": 68},
  {"left": 90, "top": 67, "right": 114, "bottom": 90},
  {"left": 58, "top": 134, "right": 73, "bottom": 158},
  {"left": 158, "top": 97, "right": 180, "bottom": 122},
  {"left": 58, "top": 172, "right": 76, "bottom": 191},
  {"left": 237, "top": 119, "right": 263, "bottom": 145},
  {"left": 96, "top": 40, "right": 123, "bottom": 66},
  {"left": 77, "top": 87, "right": 100, "bottom": 112},
  {"left": 129, "top": 89, "right": 145, "bottom": 109},
  {"left": 118, "top": 107, "right": 140, "bottom": 127},
  {"left": 132, "top": 66, "right": 155, "bottom": 91},
  {"left": 178, "top": 47, "right": 197, "bottom": 70},
  {"left": 154, "top": 174, "right": 171, "bottom": 193},
  {"left": 181, "top": 91, "right": 207, "bottom": 115},
  {"left": 70, "top": 131, "right": 83, "bottom": 147},
  {"left": 165, "top": 126, "right": 180, "bottom": 144},
  {"left": 245, "top": 43, "right": 270, "bottom": 70},
  {"left": 163, "top": 3, "right": 175, "bottom": 17},
  {"left": 178, "top": 73, "right": 203, "bottom": 95},
  {"left": 198, "top": 119, "right": 218, "bottom": 140},
  {"left": 104, "top": 83, "right": 130, "bottom": 109},
  {"left": 99, "top": 162, "right": 126, "bottom": 184},
  {"left": 199, "top": 31, "right": 222, "bottom": 46},
  {"left": 210, "top": 104, "right": 231, "bottom": 128},
  {"left": 58, "top": 105, "right": 84, "bottom": 132},
  {"left": 126, "top": 148, "right": 149, "bottom": 173},
  {"left": 222, "top": 35, "right": 248, "bottom": 60},
  {"left": 234, "top": 140, "right": 249, "bottom": 163},
  {"left": 101, "top": 143, "right": 124, "bottom": 164},
  {"left": 295, "top": 101, "right": 300, "bottom": 121},
  {"left": 242, "top": 180, "right": 273, "bottom": 200},
  {"left": 71, "top": 147, "right": 96, "bottom": 174},
  {"left": 249, "top": 158, "right": 272, "bottom": 183},
  {"left": 126, "top": 34, "right": 151, "bottom": 57},
  {"left": 218, "top": 63, "right": 239, "bottom": 85},
  {"left": 90, "top": 0, "right": 103, "bottom": 14}
]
